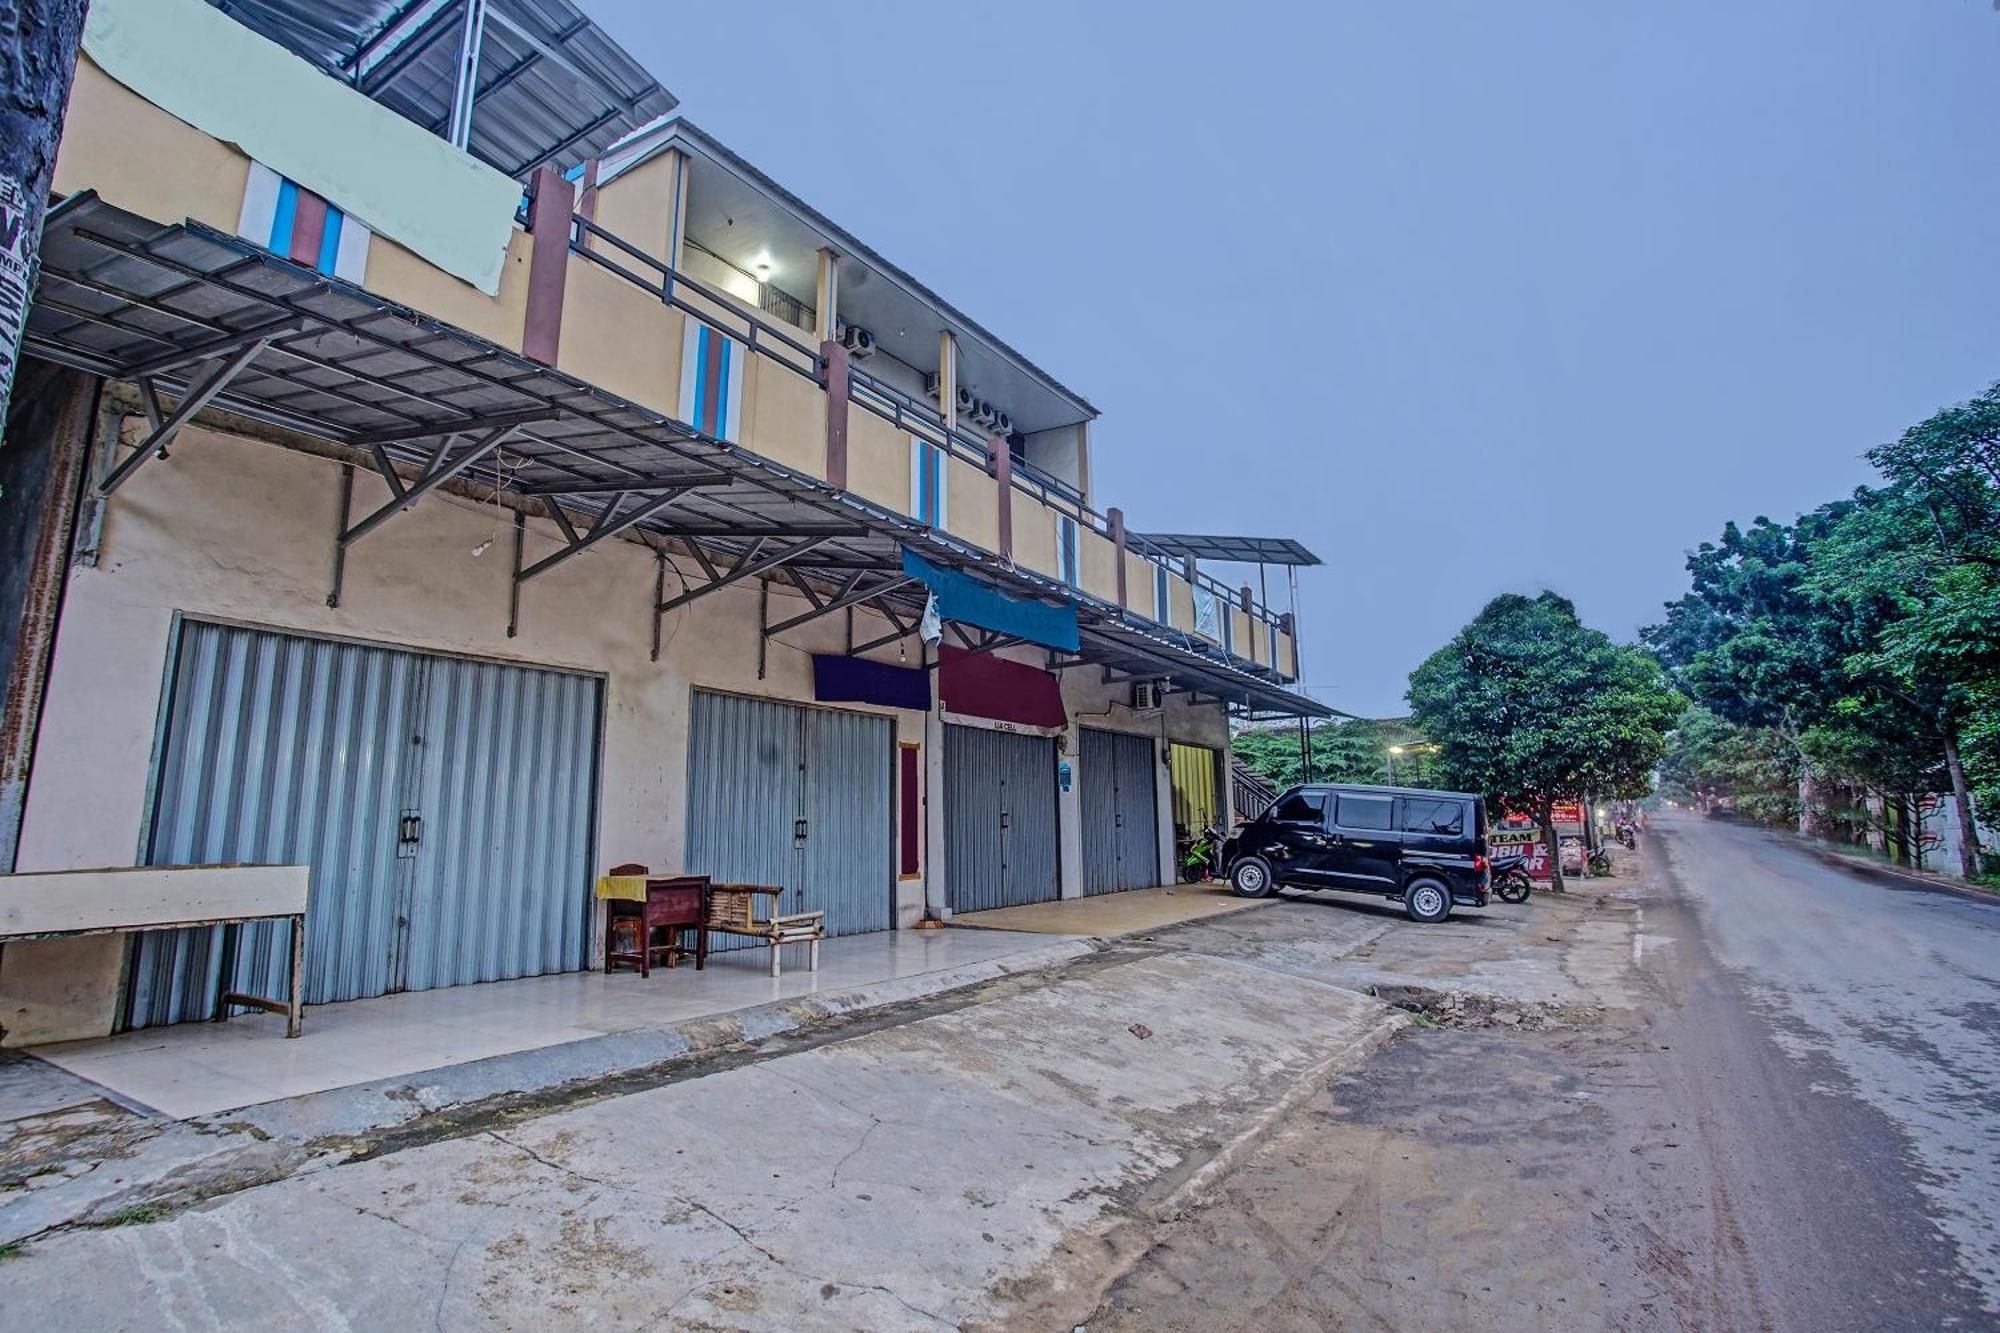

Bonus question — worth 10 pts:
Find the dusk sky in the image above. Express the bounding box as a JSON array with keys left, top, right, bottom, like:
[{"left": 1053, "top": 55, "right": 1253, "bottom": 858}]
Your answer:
[{"left": 597, "top": 1, "right": 2000, "bottom": 717}]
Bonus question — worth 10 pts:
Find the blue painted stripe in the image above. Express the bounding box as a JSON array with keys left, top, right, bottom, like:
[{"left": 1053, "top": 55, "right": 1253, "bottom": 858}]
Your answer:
[
  {"left": 691, "top": 327, "right": 710, "bottom": 433},
  {"left": 919, "top": 444, "right": 937, "bottom": 523},
  {"left": 715, "top": 335, "right": 732, "bottom": 439},
  {"left": 316, "top": 208, "right": 344, "bottom": 276},
  {"left": 269, "top": 179, "right": 299, "bottom": 253}
]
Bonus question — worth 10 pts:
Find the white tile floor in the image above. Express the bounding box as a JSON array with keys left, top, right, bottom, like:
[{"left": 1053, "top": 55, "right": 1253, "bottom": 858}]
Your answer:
[{"left": 33, "top": 929, "right": 1063, "bottom": 1120}]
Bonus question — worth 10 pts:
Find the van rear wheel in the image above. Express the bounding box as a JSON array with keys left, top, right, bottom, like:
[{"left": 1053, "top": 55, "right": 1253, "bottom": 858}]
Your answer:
[
  {"left": 1229, "top": 856, "right": 1277, "bottom": 899},
  {"left": 1404, "top": 877, "right": 1451, "bottom": 923}
]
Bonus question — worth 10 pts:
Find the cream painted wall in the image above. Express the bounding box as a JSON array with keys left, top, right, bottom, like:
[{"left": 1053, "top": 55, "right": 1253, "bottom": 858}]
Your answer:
[
  {"left": 4, "top": 426, "right": 932, "bottom": 1045},
  {"left": 1079, "top": 528, "right": 1120, "bottom": 605}
]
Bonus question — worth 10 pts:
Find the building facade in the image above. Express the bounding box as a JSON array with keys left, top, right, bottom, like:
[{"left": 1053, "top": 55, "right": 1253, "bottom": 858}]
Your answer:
[{"left": 1, "top": 0, "right": 1325, "bottom": 1044}]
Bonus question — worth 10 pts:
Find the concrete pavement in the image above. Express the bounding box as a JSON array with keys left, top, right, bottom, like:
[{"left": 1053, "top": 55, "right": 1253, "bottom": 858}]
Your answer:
[{"left": 0, "top": 945, "right": 1403, "bottom": 1330}]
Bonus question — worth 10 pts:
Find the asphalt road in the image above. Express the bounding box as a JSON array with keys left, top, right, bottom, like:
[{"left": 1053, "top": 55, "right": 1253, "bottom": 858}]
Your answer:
[
  {"left": 1085, "top": 813, "right": 2000, "bottom": 1331},
  {"left": 1653, "top": 812, "right": 2000, "bottom": 1326}
]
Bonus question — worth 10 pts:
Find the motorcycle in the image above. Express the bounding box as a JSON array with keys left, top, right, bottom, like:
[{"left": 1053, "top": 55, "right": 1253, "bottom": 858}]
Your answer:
[
  {"left": 1490, "top": 851, "right": 1534, "bottom": 903},
  {"left": 1181, "top": 823, "right": 1225, "bottom": 882},
  {"left": 1615, "top": 822, "right": 1638, "bottom": 849}
]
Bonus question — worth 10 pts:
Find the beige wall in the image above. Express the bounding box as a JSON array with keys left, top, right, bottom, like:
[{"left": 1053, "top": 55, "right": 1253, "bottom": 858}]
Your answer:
[
  {"left": 1012, "top": 496, "right": 1059, "bottom": 581},
  {"left": 946, "top": 456, "right": 999, "bottom": 552},
  {"left": 590, "top": 152, "right": 678, "bottom": 267},
  {"left": 1079, "top": 528, "right": 1120, "bottom": 605},
  {"left": 558, "top": 256, "right": 684, "bottom": 419},
  {"left": 5, "top": 425, "right": 932, "bottom": 1045}
]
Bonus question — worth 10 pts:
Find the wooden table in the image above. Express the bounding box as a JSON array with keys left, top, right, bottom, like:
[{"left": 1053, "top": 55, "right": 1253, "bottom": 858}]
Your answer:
[
  {"left": 0, "top": 865, "right": 309, "bottom": 1037},
  {"left": 603, "top": 875, "right": 709, "bottom": 977}
]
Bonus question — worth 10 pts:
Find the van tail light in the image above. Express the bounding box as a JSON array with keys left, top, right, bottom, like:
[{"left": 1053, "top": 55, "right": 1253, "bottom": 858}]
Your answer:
[{"left": 1474, "top": 854, "right": 1489, "bottom": 873}]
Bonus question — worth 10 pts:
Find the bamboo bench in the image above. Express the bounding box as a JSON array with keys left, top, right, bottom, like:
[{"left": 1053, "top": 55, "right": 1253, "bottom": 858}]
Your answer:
[{"left": 708, "top": 884, "right": 823, "bottom": 978}]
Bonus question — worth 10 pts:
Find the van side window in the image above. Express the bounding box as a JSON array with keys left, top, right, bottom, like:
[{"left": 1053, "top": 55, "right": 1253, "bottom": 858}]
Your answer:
[
  {"left": 1270, "top": 791, "right": 1327, "bottom": 824},
  {"left": 1401, "top": 798, "right": 1464, "bottom": 836},
  {"left": 1335, "top": 793, "right": 1395, "bottom": 831}
]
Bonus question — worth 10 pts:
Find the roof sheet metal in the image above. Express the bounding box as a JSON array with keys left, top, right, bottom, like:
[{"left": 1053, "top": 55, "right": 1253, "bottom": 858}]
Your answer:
[
  {"left": 207, "top": 0, "right": 676, "bottom": 179},
  {"left": 1130, "top": 533, "right": 1323, "bottom": 567},
  {"left": 23, "top": 195, "right": 1329, "bottom": 720}
]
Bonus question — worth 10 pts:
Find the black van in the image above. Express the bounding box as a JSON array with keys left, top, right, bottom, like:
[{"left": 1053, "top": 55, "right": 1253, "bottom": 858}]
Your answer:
[{"left": 1222, "top": 784, "right": 1490, "bottom": 922}]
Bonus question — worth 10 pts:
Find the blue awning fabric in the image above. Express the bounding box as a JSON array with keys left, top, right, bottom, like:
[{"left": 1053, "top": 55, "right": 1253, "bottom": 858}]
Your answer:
[{"left": 900, "top": 548, "right": 1079, "bottom": 653}]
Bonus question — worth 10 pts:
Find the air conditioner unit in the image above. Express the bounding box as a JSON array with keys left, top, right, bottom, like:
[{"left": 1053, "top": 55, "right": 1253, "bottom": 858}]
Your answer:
[
  {"left": 991, "top": 410, "right": 1013, "bottom": 437},
  {"left": 1131, "top": 681, "right": 1164, "bottom": 711},
  {"left": 954, "top": 385, "right": 976, "bottom": 417},
  {"left": 923, "top": 371, "right": 944, "bottom": 401},
  {"left": 971, "top": 399, "right": 999, "bottom": 429},
  {"left": 839, "top": 323, "right": 876, "bottom": 358}
]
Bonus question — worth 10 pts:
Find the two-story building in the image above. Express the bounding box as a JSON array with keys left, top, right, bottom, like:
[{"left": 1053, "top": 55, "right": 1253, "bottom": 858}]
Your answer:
[{"left": 0, "top": 0, "right": 1326, "bottom": 1045}]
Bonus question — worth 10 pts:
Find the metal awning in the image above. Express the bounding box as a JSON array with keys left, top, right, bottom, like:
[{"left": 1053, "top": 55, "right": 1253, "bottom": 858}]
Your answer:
[
  {"left": 1132, "top": 533, "right": 1322, "bottom": 567},
  {"left": 21, "top": 194, "right": 1328, "bottom": 720},
  {"left": 207, "top": 0, "right": 676, "bottom": 178}
]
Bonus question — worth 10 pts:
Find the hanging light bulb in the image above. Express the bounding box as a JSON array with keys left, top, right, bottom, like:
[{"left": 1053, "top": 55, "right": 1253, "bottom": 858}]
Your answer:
[{"left": 471, "top": 536, "right": 493, "bottom": 557}]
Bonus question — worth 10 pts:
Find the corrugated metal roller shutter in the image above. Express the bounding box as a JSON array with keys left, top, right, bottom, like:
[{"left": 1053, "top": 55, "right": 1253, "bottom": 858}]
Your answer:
[
  {"left": 685, "top": 691, "right": 892, "bottom": 949},
  {"left": 1170, "top": 742, "right": 1221, "bottom": 838},
  {"left": 1081, "top": 728, "right": 1160, "bottom": 895},
  {"left": 400, "top": 656, "right": 600, "bottom": 991},
  {"left": 945, "top": 724, "right": 1059, "bottom": 912},
  {"left": 129, "top": 622, "right": 600, "bottom": 1027},
  {"left": 802, "top": 706, "right": 894, "bottom": 936},
  {"left": 685, "top": 692, "right": 804, "bottom": 953}
]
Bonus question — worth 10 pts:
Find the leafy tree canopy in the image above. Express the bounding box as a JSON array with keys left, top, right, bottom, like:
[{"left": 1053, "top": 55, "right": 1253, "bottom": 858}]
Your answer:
[{"left": 1408, "top": 591, "right": 1683, "bottom": 829}]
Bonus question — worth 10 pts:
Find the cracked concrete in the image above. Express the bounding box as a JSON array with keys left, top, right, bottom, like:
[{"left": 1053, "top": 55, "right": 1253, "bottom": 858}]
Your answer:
[{"left": 0, "top": 948, "right": 1401, "bottom": 1330}]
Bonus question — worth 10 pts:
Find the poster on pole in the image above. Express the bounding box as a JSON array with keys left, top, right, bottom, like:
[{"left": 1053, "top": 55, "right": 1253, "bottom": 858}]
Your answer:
[{"left": 0, "top": 176, "right": 34, "bottom": 407}]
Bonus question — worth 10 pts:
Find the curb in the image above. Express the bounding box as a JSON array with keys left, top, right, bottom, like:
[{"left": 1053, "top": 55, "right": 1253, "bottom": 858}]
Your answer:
[
  {"left": 1795, "top": 841, "right": 2000, "bottom": 907},
  {"left": 2, "top": 935, "right": 1104, "bottom": 1246}
]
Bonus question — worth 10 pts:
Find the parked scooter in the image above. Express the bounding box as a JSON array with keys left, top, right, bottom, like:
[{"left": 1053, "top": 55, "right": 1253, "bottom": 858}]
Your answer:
[
  {"left": 1182, "top": 824, "right": 1225, "bottom": 882},
  {"left": 1490, "top": 851, "right": 1534, "bottom": 903},
  {"left": 1615, "top": 822, "right": 1638, "bottom": 849}
]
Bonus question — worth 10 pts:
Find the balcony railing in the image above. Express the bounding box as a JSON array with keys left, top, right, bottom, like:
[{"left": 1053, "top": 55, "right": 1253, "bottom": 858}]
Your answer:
[{"left": 547, "top": 206, "right": 1297, "bottom": 665}]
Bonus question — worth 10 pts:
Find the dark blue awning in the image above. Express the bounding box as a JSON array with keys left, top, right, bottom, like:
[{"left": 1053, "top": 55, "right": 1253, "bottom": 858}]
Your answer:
[{"left": 901, "top": 547, "right": 1079, "bottom": 653}]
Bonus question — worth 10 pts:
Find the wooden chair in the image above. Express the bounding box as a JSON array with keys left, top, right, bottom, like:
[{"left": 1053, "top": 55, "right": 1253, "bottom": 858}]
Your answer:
[
  {"left": 707, "top": 884, "right": 824, "bottom": 978},
  {"left": 604, "top": 864, "right": 710, "bottom": 977}
]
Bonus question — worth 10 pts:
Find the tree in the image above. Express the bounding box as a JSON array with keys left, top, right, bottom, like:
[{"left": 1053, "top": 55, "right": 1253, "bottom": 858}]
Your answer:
[
  {"left": 1409, "top": 592, "right": 1683, "bottom": 892},
  {"left": 1643, "top": 511, "right": 1859, "bottom": 836},
  {"left": 1231, "top": 718, "right": 1439, "bottom": 790},
  {"left": 1805, "top": 486, "right": 1997, "bottom": 876},
  {"left": 1657, "top": 706, "right": 1800, "bottom": 826}
]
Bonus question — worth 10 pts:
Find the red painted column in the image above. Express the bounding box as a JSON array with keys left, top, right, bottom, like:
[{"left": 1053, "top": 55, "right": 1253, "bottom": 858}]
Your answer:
[
  {"left": 522, "top": 167, "right": 575, "bottom": 367},
  {"left": 1109, "top": 507, "right": 1128, "bottom": 607},
  {"left": 1240, "top": 584, "right": 1254, "bottom": 612},
  {"left": 992, "top": 437, "right": 1013, "bottom": 559},
  {"left": 822, "top": 339, "right": 850, "bottom": 489}
]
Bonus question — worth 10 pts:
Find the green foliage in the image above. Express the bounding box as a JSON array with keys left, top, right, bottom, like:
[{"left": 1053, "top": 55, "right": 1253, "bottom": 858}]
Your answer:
[
  {"left": 1658, "top": 707, "right": 1801, "bottom": 826},
  {"left": 1407, "top": 591, "right": 1683, "bottom": 818},
  {"left": 1231, "top": 718, "right": 1438, "bottom": 789}
]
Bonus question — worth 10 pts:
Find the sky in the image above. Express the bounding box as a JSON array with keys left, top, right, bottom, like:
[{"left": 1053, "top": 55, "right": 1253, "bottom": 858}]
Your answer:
[{"left": 593, "top": 0, "right": 2000, "bottom": 717}]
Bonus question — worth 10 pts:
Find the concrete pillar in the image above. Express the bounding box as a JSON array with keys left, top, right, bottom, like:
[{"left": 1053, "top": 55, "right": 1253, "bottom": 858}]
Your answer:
[
  {"left": 1155, "top": 727, "right": 1177, "bottom": 885},
  {"left": 992, "top": 436, "right": 1013, "bottom": 560},
  {"left": 665, "top": 149, "right": 690, "bottom": 279},
  {"left": 521, "top": 167, "right": 574, "bottom": 367},
  {"left": 924, "top": 694, "right": 950, "bottom": 920},
  {"left": 1057, "top": 724, "right": 1083, "bottom": 900},
  {"left": 814, "top": 249, "right": 839, "bottom": 343},
  {"left": 821, "top": 338, "right": 849, "bottom": 490},
  {"left": 1109, "top": 507, "right": 1127, "bottom": 607}
]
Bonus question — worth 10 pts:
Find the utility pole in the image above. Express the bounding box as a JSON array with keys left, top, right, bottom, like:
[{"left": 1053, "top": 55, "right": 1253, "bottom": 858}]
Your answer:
[{"left": 1, "top": 0, "right": 89, "bottom": 419}]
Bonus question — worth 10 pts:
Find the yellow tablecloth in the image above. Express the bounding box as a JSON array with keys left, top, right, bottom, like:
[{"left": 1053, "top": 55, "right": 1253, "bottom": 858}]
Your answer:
[{"left": 595, "top": 874, "right": 650, "bottom": 903}]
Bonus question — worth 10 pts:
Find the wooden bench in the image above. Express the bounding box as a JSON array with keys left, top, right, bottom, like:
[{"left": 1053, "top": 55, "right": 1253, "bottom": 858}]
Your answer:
[
  {"left": 0, "top": 864, "right": 309, "bottom": 1037},
  {"left": 708, "top": 885, "right": 823, "bottom": 978}
]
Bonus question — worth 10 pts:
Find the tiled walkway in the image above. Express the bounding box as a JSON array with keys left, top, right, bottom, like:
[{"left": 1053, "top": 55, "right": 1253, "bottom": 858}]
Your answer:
[{"left": 31, "top": 928, "right": 1061, "bottom": 1119}]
